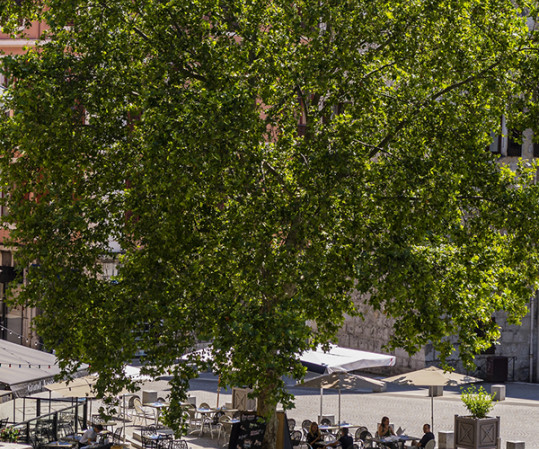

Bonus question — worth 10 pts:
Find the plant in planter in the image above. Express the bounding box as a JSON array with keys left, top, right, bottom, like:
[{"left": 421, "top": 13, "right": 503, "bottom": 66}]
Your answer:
[
  {"left": 461, "top": 385, "right": 496, "bottom": 418},
  {"left": 0, "top": 426, "right": 20, "bottom": 442},
  {"left": 454, "top": 385, "right": 499, "bottom": 449}
]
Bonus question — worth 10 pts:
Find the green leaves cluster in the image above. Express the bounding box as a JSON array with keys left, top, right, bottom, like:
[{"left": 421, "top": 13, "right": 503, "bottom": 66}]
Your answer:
[
  {"left": 461, "top": 385, "right": 496, "bottom": 419},
  {"left": 0, "top": 0, "right": 539, "bottom": 440}
]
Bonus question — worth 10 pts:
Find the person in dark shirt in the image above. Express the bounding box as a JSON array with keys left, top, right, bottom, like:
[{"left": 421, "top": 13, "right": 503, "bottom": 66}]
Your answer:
[
  {"left": 412, "top": 424, "right": 435, "bottom": 448},
  {"left": 306, "top": 422, "right": 324, "bottom": 449},
  {"left": 324, "top": 427, "right": 353, "bottom": 449}
]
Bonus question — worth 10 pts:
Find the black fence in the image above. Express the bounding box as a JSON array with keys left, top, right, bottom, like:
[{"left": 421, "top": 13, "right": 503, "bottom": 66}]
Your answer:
[{"left": 11, "top": 398, "right": 88, "bottom": 448}]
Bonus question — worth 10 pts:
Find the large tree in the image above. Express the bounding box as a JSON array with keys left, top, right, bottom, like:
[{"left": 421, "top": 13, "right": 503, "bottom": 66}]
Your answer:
[{"left": 3, "top": 0, "right": 539, "bottom": 445}]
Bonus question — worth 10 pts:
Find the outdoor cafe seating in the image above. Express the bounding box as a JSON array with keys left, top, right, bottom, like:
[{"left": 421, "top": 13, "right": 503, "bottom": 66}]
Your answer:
[{"left": 141, "top": 425, "right": 173, "bottom": 449}]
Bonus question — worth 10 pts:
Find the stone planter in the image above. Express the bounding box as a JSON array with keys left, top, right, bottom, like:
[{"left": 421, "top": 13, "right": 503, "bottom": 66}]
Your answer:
[{"left": 454, "top": 415, "right": 500, "bottom": 449}]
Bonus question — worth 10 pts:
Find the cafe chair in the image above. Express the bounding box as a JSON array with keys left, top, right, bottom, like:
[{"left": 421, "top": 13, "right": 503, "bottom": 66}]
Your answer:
[
  {"left": 424, "top": 441, "right": 435, "bottom": 449},
  {"left": 58, "top": 423, "right": 79, "bottom": 442},
  {"left": 209, "top": 411, "right": 225, "bottom": 438},
  {"left": 168, "top": 440, "right": 189, "bottom": 449},
  {"left": 359, "top": 431, "right": 374, "bottom": 448},
  {"left": 216, "top": 414, "right": 232, "bottom": 443},
  {"left": 141, "top": 425, "right": 160, "bottom": 449},
  {"left": 354, "top": 427, "right": 368, "bottom": 442},
  {"left": 133, "top": 398, "right": 156, "bottom": 426},
  {"left": 290, "top": 430, "right": 303, "bottom": 447},
  {"left": 112, "top": 427, "right": 123, "bottom": 445},
  {"left": 301, "top": 420, "right": 312, "bottom": 439},
  {"left": 288, "top": 419, "right": 296, "bottom": 432}
]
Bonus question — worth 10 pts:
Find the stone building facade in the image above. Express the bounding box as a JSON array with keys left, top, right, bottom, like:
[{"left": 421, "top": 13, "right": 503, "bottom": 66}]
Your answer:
[
  {"left": 0, "top": 23, "right": 45, "bottom": 350},
  {"left": 337, "top": 299, "right": 535, "bottom": 382}
]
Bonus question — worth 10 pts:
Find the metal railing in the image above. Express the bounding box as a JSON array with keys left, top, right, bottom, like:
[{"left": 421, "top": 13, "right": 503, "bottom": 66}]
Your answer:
[{"left": 10, "top": 398, "right": 88, "bottom": 447}]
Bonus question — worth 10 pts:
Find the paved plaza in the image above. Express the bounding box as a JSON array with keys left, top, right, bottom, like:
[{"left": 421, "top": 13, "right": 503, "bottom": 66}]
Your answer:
[
  {"left": 3, "top": 372, "right": 539, "bottom": 448},
  {"left": 184, "top": 373, "right": 539, "bottom": 449}
]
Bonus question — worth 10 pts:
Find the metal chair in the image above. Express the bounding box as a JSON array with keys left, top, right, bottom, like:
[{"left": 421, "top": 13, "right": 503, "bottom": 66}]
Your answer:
[
  {"left": 360, "top": 431, "right": 374, "bottom": 449},
  {"left": 134, "top": 398, "right": 156, "bottom": 426},
  {"left": 291, "top": 430, "right": 303, "bottom": 447},
  {"left": 141, "top": 425, "right": 159, "bottom": 449},
  {"left": 354, "top": 427, "right": 368, "bottom": 441},
  {"left": 210, "top": 411, "right": 225, "bottom": 437},
  {"left": 112, "top": 427, "right": 123, "bottom": 444},
  {"left": 216, "top": 414, "right": 231, "bottom": 443},
  {"left": 301, "top": 420, "right": 312, "bottom": 439},
  {"left": 168, "top": 440, "right": 189, "bottom": 449},
  {"left": 320, "top": 419, "right": 334, "bottom": 435},
  {"left": 288, "top": 418, "right": 296, "bottom": 432},
  {"left": 424, "top": 440, "right": 435, "bottom": 449}
]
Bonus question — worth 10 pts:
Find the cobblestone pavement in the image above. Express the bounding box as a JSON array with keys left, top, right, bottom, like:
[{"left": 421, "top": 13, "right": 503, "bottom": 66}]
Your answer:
[
  {"left": 3, "top": 374, "right": 539, "bottom": 448},
  {"left": 184, "top": 374, "right": 539, "bottom": 449}
]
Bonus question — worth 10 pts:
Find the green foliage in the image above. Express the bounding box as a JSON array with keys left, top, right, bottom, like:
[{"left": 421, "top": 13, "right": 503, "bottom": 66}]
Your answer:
[
  {"left": 0, "top": 426, "right": 20, "bottom": 442},
  {"left": 1, "top": 0, "right": 539, "bottom": 443},
  {"left": 461, "top": 385, "right": 496, "bottom": 419}
]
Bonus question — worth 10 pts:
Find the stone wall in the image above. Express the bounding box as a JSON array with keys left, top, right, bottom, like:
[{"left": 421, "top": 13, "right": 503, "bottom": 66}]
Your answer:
[
  {"left": 338, "top": 290, "right": 536, "bottom": 381},
  {"left": 440, "top": 310, "right": 533, "bottom": 382},
  {"left": 336, "top": 291, "right": 426, "bottom": 375}
]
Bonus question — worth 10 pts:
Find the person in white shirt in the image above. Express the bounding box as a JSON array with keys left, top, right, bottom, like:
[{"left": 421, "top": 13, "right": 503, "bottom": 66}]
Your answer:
[{"left": 79, "top": 424, "right": 103, "bottom": 447}]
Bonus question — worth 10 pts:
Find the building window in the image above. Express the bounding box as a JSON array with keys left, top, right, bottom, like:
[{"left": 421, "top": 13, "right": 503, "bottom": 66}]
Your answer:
[
  {"left": 506, "top": 129, "right": 522, "bottom": 157},
  {"left": 475, "top": 318, "right": 496, "bottom": 355}
]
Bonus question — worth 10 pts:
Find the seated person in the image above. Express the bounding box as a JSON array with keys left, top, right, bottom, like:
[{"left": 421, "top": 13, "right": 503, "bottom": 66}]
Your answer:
[
  {"left": 411, "top": 424, "right": 434, "bottom": 448},
  {"left": 377, "top": 417, "right": 398, "bottom": 449},
  {"left": 306, "top": 422, "right": 324, "bottom": 449},
  {"left": 79, "top": 424, "right": 103, "bottom": 448},
  {"left": 324, "top": 427, "right": 353, "bottom": 449},
  {"left": 377, "top": 417, "right": 395, "bottom": 438}
]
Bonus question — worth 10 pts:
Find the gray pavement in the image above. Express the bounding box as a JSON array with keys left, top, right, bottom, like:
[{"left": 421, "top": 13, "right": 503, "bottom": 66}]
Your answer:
[
  {"left": 185, "top": 373, "right": 539, "bottom": 449},
  {"left": 2, "top": 374, "right": 539, "bottom": 448}
]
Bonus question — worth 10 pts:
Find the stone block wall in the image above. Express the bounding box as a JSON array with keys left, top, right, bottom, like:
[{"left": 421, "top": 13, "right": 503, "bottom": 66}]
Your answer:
[
  {"left": 336, "top": 291, "right": 425, "bottom": 374},
  {"left": 337, "top": 290, "right": 536, "bottom": 381}
]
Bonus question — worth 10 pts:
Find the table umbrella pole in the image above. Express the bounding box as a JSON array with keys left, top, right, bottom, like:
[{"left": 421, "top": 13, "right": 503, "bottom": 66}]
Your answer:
[
  {"left": 217, "top": 375, "right": 221, "bottom": 408},
  {"left": 431, "top": 394, "right": 434, "bottom": 431},
  {"left": 123, "top": 395, "right": 126, "bottom": 444},
  {"left": 319, "top": 386, "right": 323, "bottom": 423},
  {"left": 338, "top": 388, "right": 341, "bottom": 426}
]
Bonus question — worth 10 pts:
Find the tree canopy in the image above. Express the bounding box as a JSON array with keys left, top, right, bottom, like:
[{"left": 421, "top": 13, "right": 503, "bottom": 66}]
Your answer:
[{"left": 2, "top": 0, "right": 539, "bottom": 444}]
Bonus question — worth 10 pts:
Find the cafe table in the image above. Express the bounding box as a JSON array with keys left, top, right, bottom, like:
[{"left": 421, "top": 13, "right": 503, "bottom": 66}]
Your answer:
[
  {"left": 195, "top": 407, "right": 218, "bottom": 437},
  {"left": 368, "top": 435, "right": 420, "bottom": 449},
  {"left": 144, "top": 401, "right": 169, "bottom": 426},
  {"left": 41, "top": 442, "right": 77, "bottom": 449},
  {"left": 142, "top": 428, "right": 174, "bottom": 449},
  {"left": 319, "top": 423, "right": 362, "bottom": 434}
]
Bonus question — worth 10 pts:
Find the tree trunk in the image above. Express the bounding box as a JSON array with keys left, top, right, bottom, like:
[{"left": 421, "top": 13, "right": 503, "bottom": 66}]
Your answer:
[{"left": 257, "top": 382, "right": 279, "bottom": 449}]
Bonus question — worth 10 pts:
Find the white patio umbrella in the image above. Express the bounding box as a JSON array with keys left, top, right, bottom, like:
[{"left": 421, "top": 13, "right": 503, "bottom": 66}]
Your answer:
[
  {"left": 299, "top": 344, "right": 396, "bottom": 374},
  {"left": 299, "top": 372, "right": 386, "bottom": 426},
  {"left": 384, "top": 366, "right": 482, "bottom": 431},
  {"left": 297, "top": 345, "right": 395, "bottom": 424}
]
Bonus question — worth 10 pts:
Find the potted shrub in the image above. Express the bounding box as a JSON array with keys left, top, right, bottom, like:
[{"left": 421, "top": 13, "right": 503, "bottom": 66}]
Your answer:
[
  {"left": 454, "top": 386, "right": 500, "bottom": 449},
  {"left": 0, "top": 426, "right": 20, "bottom": 443}
]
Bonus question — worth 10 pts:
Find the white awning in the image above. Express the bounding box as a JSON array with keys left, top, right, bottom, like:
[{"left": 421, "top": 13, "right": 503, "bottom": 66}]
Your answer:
[
  {"left": 181, "top": 343, "right": 396, "bottom": 375},
  {"left": 0, "top": 339, "right": 61, "bottom": 396},
  {"left": 299, "top": 344, "right": 396, "bottom": 374}
]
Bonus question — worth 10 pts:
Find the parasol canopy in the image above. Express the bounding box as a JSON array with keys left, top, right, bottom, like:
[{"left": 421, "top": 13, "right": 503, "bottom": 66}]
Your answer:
[{"left": 384, "top": 366, "right": 482, "bottom": 430}]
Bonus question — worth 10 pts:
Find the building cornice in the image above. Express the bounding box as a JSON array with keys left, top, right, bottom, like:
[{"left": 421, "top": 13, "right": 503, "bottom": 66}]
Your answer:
[{"left": 0, "top": 39, "right": 37, "bottom": 48}]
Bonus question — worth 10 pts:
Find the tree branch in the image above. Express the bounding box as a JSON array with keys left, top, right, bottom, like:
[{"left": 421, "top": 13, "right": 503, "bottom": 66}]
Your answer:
[{"left": 373, "top": 58, "right": 505, "bottom": 158}]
